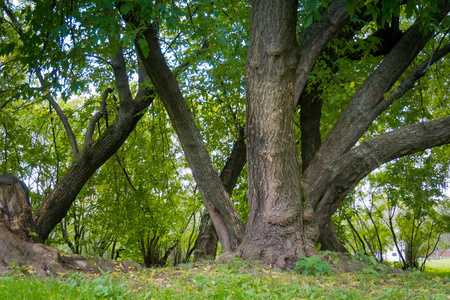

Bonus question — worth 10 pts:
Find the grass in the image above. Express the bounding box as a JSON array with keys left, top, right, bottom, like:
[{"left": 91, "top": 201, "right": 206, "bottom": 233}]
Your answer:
[
  {"left": 425, "top": 258, "right": 450, "bottom": 278},
  {"left": 0, "top": 259, "right": 449, "bottom": 299}
]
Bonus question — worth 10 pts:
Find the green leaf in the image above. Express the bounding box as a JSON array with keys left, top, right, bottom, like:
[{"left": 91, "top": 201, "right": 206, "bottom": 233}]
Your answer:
[
  {"left": 137, "top": 38, "right": 150, "bottom": 57},
  {"left": 120, "top": 4, "right": 131, "bottom": 15}
]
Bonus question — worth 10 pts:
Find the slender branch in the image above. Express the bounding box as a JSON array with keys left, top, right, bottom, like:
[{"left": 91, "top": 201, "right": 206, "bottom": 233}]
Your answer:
[
  {"left": 49, "top": 103, "right": 61, "bottom": 182},
  {"left": 173, "top": 40, "right": 209, "bottom": 75},
  {"left": 3, "top": 4, "right": 80, "bottom": 157},
  {"left": 83, "top": 88, "right": 113, "bottom": 149},
  {"left": 373, "top": 43, "right": 450, "bottom": 115},
  {"left": 60, "top": 220, "right": 77, "bottom": 254},
  {"left": 422, "top": 231, "right": 442, "bottom": 271},
  {"left": 35, "top": 65, "right": 80, "bottom": 157},
  {"left": 110, "top": 47, "right": 134, "bottom": 112},
  {"left": 347, "top": 219, "right": 367, "bottom": 254},
  {"left": 114, "top": 153, "right": 136, "bottom": 191},
  {"left": 0, "top": 98, "right": 12, "bottom": 110}
]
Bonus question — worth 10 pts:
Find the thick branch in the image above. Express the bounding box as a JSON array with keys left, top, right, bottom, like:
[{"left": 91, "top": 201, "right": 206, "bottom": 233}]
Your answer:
[
  {"left": 84, "top": 88, "right": 113, "bottom": 149},
  {"left": 135, "top": 24, "right": 245, "bottom": 252},
  {"left": 111, "top": 47, "right": 134, "bottom": 112},
  {"left": 33, "top": 51, "right": 154, "bottom": 242},
  {"left": 194, "top": 128, "right": 246, "bottom": 261},
  {"left": 305, "top": 2, "right": 450, "bottom": 193},
  {"left": 314, "top": 116, "right": 450, "bottom": 220},
  {"left": 294, "top": 0, "right": 350, "bottom": 104}
]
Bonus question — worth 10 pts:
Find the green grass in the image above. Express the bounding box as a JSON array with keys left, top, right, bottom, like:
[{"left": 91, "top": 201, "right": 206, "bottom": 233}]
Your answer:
[
  {"left": 1, "top": 260, "right": 449, "bottom": 299},
  {"left": 425, "top": 258, "right": 450, "bottom": 278}
]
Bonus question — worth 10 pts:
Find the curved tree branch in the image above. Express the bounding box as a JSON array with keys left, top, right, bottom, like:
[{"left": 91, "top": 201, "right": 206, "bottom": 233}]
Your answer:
[
  {"left": 34, "top": 66, "right": 80, "bottom": 158},
  {"left": 314, "top": 115, "right": 450, "bottom": 220},
  {"left": 3, "top": 5, "right": 80, "bottom": 158},
  {"left": 84, "top": 88, "right": 113, "bottom": 149},
  {"left": 110, "top": 47, "right": 134, "bottom": 113}
]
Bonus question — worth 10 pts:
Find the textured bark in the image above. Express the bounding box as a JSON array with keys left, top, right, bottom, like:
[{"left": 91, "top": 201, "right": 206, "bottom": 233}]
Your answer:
[
  {"left": 236, "top": 0, "right": 317, "bottom": 269},
  {"left": 135, "top": 24, "right": 245, "bottom": 252},
  {"left": 0, "top": 177, "right": 143, "bottom": 276},
  {"left": 33, "top": 104, "right": 149, "bottom": 242},
  {"left": 0, "top": 222, "right": 67, "bottom": 276},
  {"left": 194, "top": 129, "right": 247, "bottom": 261},
  {"left": 299, "top": 91, "right": 323, "bottom": 171},
  {"left": 0, "top": 174, "right": 33, "bottom": 239},
  {"left": 193, "top": 212, "right": 218, "bottom": 261},
  {"left": 0, "top": 221, "right": 141, "bottom": 277}
]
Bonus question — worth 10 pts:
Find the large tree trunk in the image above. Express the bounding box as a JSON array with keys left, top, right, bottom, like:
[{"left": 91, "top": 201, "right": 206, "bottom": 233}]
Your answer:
[{"left": 236, "top": 0, "right": 318, "bottom": 269}]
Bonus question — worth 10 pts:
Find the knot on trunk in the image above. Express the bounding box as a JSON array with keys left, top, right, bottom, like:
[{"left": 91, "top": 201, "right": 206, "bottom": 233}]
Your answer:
[{"left": 0, "top": 174, "right": 33, "bottom": 239}]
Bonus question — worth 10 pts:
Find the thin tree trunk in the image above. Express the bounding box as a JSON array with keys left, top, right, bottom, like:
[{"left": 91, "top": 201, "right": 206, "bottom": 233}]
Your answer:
[
  {"left": 194, "top": 128, "right": 246, "bottom": 261},
  {"left": 133, "top": 22, "right": 245, "bottom": 252}
]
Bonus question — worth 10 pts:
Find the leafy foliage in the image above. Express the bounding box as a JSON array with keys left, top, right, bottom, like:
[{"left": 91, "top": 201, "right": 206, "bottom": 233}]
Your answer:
[{"left": 294, "top": 251, "right": 336, "bottom": 276}]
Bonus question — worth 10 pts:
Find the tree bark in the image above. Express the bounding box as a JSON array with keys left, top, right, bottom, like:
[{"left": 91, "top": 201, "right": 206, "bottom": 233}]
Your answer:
[
  {"left": 0, "top": 174, "right": 33, "bottom": 239},
  {"left": 134, "top": 23, "right": 245, "bottom": 252},
  {"left": 236, "top": 0, "right": 317, "bottom": 269},
  {"left": 0, "top": 175, "right": 96, "bottom": 276},
  {"left": 194, "top": 128, "right": 246, "bottom": 261}
]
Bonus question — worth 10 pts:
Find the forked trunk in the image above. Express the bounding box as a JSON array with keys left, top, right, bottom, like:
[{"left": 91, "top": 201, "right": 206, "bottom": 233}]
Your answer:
[{"left": 236, "top": 0, "right": 318, "bottom": 268}]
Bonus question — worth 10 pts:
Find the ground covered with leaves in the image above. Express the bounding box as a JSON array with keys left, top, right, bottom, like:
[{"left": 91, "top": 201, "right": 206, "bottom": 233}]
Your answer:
[{"left": 1, "top": 257, "right": 449, "bottom": 299}]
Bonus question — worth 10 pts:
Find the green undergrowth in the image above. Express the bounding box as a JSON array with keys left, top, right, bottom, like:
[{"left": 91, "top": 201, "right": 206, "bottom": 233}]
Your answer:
[
  {"left": 424, "top": 258, "right": 450, "bottom": 278},
  {"left": 0, "top": 259, "right": 449, "bottom": 299}
]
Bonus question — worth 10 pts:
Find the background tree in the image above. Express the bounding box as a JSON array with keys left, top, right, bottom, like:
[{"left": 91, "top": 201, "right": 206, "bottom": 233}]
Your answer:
[{"left": 337, "top": 151, "right": 450, "bottom": 269}]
